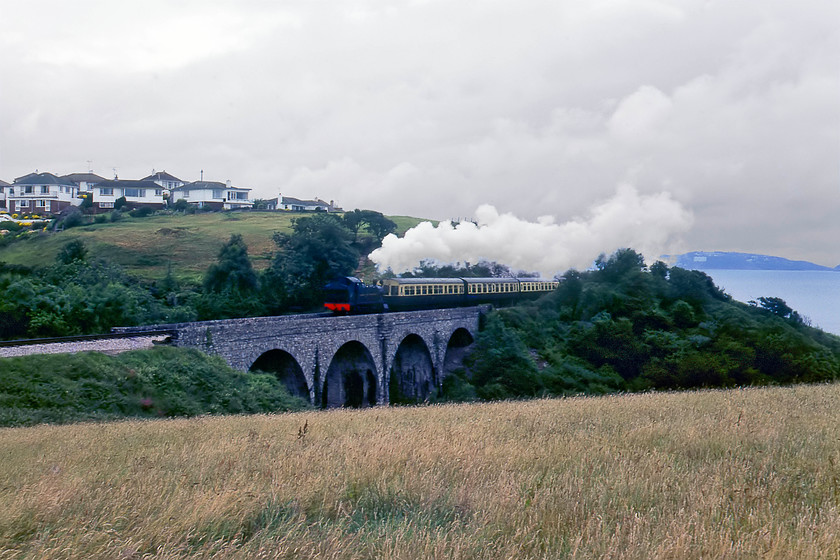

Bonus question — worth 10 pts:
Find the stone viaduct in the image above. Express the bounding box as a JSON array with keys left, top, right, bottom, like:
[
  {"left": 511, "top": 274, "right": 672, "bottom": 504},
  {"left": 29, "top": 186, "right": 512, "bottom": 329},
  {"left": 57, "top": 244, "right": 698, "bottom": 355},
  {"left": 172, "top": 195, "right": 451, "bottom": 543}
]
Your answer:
[{"left": 113, "top": 306, "right": 486, "bottom": 408}]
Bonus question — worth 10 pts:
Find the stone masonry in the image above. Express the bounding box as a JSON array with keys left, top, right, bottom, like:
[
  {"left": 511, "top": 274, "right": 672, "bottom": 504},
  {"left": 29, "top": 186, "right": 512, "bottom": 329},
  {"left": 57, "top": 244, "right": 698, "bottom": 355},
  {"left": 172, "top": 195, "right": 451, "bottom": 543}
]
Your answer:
[{"left": 113, "top": 306, "right": 485, "bottom": 407}]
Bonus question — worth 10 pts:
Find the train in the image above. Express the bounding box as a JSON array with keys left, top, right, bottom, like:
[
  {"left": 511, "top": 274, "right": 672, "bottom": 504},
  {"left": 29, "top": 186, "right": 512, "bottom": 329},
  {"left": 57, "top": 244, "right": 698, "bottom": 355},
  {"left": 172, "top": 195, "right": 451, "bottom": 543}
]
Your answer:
[{"left": 323, "top": 276, "right": 560, "bottom": 314}]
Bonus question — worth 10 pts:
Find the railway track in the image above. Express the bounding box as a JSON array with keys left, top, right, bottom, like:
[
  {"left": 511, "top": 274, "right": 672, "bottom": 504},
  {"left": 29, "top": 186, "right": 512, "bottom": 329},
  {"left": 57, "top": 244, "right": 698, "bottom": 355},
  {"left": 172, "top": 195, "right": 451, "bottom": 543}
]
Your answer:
[{"left": 0, "top": 330, "right": 176, "bottom": 358}]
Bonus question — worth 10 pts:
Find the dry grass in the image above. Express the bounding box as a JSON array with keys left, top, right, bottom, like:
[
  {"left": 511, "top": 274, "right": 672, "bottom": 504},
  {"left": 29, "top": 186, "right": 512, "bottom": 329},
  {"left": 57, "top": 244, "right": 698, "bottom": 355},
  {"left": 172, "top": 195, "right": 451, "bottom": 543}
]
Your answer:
[{"left": 1, "top": 384, "right": 839, "bottom": 559}]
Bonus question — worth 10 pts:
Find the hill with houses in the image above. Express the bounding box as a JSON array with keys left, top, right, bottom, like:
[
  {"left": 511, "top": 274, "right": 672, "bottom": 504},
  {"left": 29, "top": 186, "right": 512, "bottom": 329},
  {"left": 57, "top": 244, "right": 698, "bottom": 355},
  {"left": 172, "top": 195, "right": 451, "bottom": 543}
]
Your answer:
[{"left": 0, "top": 169, "right": 342, "bottom": 218}]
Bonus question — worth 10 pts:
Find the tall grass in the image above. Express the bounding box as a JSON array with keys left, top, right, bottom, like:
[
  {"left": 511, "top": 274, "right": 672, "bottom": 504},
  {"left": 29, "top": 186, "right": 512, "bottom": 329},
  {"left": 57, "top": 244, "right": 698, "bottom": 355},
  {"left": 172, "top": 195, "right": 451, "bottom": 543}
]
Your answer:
[{"left": 1, "top": 384, "right": 839, "bottom": 559}]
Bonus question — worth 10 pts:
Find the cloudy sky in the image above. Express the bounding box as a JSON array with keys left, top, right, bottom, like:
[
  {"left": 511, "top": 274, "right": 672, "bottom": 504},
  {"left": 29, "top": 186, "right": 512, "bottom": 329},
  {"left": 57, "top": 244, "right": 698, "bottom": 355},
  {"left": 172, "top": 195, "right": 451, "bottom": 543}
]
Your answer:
[{"left": 2, "top": 0, "right": 838, "bottom": 267}]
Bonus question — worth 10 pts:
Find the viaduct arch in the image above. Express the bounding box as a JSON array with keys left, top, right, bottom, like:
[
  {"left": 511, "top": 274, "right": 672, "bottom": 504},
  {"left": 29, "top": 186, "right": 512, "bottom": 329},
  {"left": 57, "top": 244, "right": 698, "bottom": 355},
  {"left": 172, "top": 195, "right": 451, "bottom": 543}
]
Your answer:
[{"left": 114, "top": 307, "right": 483, "bottom": 408}]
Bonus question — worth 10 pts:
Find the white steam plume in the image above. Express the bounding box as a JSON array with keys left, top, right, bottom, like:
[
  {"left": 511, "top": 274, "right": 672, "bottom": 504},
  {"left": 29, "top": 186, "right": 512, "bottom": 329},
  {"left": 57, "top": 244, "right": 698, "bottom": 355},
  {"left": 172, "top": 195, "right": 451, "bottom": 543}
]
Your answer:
[{"left": 369, "top": 185, "right": 693, "bottom": 276}]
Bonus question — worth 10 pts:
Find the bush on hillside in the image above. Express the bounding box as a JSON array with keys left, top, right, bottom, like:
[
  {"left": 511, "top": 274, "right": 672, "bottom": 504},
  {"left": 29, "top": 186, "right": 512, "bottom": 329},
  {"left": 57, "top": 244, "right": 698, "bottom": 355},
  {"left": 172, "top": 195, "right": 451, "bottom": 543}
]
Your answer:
[
  {"left": 0, "top": 346, "right": 310, "bottom": 427},
  {"left": 460, "top": 249, "right": 840, "bottom": 400}
]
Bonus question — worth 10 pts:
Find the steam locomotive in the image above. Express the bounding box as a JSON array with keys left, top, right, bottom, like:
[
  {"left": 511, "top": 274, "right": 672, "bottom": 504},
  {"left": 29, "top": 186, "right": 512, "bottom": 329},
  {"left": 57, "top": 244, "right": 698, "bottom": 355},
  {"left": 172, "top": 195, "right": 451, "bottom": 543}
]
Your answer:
[{"left": 323, "top": 276, "right": 560, "bottom": 314}]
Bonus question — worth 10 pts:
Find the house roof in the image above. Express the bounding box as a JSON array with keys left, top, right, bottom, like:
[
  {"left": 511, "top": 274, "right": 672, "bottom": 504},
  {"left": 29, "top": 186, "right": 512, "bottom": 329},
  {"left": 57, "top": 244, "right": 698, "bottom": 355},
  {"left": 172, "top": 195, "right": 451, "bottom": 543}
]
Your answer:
[
  {"left": 0, "top": 179, "right": 11, "bottom": 187},
  {"left": 13, "top": 172, "right": 75, "bottom": 186},
  {"left": 62, "top": 173, "right": 107, "bottom": 183},
  {"left": 141, "top": 170, "right": 182, "bottom": 182},
  {"left": 95, "top": 179, "right": 161, "bottom": 189}
]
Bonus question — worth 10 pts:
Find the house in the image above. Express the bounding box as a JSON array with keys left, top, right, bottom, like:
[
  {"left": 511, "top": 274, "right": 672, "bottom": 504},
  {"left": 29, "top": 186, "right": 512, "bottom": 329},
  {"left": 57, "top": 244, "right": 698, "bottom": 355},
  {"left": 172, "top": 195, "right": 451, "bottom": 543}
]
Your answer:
[
  {"left": 62, "top": 172, "right": 107, "bottom": 194},
  {"left": 141, "top": 170, "right": 184, "bottom": 192},
  {"left": 8, "top": 172, "right": 80, "bottom": 215},
  {"left": 92, "top": 179, "right": 166, "bottom": 212},
  {"left": 0, "top": 179, "right": 10, "bottom": 210},
  {"left": 269, "top": 194, "right": 342, "bottom": 212},
  {"left": 170, "top": 180, "right": 253, "bottom": 210}
]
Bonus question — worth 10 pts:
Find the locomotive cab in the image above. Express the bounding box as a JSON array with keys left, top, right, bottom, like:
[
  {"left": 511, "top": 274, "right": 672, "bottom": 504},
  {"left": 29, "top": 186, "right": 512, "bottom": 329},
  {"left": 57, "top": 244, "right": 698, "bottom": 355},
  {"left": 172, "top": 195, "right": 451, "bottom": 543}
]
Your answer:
[{"left": 324, "top": 277, "right": 385, "bottom": 314}]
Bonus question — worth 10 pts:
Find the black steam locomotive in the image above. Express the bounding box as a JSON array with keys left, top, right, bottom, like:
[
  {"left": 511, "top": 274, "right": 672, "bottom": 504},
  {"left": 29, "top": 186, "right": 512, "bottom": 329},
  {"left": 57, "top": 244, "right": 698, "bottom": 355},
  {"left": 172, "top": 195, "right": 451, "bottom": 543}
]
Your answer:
[{"left": 323, "top": 276, "right": 560, "bottom": 314}]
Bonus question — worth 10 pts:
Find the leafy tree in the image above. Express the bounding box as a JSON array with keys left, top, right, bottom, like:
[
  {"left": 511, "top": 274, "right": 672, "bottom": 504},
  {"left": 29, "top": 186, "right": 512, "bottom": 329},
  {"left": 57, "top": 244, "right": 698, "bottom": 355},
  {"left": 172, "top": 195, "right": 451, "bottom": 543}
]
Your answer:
[
  {"left": 649, "top": 260, "right": 669, "bottom": 279},
  {"left": 199, "top": 234, "right": 261, "bottom": 320},
  {"left": 114, "top": 196, "right": 127, "bottom": 211},
  {"left": 465, "top": 314, "right": 543, "bottom": 399},
  {"left": 267, "top": 213, "right": 358, "bottom": 309},
  {"left": 754, "top": 296, "right": 795, "bottom": 319},
  {"left": 343, "top": 209, "right": 397, "bottom": 243},
  {"left": 203, "top": 234, "right": 258, "bottom": 295},
  {"left": 594, "top": 248, "right": 646, "bottom": 282},
  {"left": 79, "top": 193, "right": 93, "bottom": 212},
  {"left": 363, "top": 210, "right": 397, "bottom": 241}
]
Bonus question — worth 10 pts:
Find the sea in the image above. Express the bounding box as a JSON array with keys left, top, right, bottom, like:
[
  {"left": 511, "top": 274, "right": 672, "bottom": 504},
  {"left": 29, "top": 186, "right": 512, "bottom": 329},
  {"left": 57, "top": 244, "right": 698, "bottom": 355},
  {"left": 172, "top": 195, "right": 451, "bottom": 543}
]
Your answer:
[{"left": 697, "top": 269, "right": 840, "bottom": 336}]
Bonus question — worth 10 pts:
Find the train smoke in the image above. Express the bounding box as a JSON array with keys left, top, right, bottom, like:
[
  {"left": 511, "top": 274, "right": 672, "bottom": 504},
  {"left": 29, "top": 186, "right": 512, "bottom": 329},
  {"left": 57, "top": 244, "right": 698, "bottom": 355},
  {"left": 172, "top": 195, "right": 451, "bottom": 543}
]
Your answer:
[{"left": 369, "top": 185, "right": 693, "bottom": 276}]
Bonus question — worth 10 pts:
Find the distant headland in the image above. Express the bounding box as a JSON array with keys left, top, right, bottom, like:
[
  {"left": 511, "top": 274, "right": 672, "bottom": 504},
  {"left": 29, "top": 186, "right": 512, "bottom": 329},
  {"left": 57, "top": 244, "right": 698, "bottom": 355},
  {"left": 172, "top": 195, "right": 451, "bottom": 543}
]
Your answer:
[{"left": 664, "top": 251, "right": 840, "bottom": 272}]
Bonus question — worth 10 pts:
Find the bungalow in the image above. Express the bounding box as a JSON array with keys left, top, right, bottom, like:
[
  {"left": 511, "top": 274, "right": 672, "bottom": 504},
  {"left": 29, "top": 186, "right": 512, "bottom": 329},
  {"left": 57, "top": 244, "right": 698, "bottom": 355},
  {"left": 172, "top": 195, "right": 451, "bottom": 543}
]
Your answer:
[
  {"left": 8, "top": 172, "right": 80, "bottom": 215},
  {"left": 170, "top": 180, "right": 253, "bottom": 210},
  {"left": 269, "top": 194, "right": 342, "bottom": 212},
  {"left": 92, "top": 179, "right": 166, "bottom": 212}
]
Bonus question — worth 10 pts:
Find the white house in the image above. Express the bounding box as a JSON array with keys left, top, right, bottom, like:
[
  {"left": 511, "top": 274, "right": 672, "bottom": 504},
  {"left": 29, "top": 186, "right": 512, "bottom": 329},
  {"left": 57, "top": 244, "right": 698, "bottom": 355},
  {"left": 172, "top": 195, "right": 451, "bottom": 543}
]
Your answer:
[
  {"left": 0, "top": 179, "right": 10, "bottom": 210},
  {"left": 170, "top": 180, "right": 253, "bottom": 210},
  {"left": 8, "top": 172, "right": 80, "bottom": 216},
  {"left": 142, "top": 170, "right": 184, "bottom": 192},
  {"left": 62, "top": 172, "right": 107, "bottom": 194},
  {"left": 92, "top": 179, "right": 166, "bottom": 212}
]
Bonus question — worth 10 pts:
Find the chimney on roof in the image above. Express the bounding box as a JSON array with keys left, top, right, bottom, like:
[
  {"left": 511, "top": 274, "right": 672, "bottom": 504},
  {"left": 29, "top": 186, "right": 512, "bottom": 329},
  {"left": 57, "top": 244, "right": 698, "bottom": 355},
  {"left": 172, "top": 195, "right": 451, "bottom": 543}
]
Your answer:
[
  {"left": 200, "top": 169, "right": 203, "bottom": 181},
  {"left": 226, "top": 179, "right": 231, "bottom": 188}
]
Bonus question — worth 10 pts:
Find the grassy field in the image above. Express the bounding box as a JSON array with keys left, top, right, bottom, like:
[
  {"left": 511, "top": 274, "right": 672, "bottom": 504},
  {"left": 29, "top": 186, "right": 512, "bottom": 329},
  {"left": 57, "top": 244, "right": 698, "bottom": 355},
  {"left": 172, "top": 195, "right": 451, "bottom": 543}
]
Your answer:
[
  {"left": 0, "top": 212, "right": 427, "bottom": 283},
  {"left": 1, "top": 384, "right": 839, "bottom": 559}
]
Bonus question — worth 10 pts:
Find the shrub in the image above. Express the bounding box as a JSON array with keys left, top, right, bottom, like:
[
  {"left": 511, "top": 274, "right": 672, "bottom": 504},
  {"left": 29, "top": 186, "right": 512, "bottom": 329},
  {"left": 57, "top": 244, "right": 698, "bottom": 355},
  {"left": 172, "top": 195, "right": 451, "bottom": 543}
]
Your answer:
[
  {"left": 129, "top": 206, "right": 154, "bottom": 218},
  {"left": 0, "top": 347, "right": 311, "bottom": 427}
]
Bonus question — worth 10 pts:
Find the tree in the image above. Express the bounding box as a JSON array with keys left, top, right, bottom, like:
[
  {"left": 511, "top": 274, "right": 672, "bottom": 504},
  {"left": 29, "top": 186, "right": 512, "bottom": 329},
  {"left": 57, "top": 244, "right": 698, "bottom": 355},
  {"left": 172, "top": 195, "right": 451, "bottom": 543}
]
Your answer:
[
  {"left": 203, "top": 234, "right": 258, "bottom": 296},
  {"left": 268, "top": 214, "right": 358, "bottom": 309},
  {"left": 79, "top": 193, "right": 93, "bottom": 213},
  {"left": 342, "top": 209, "right": 397, "bottom": 243},
  {"left": 363, "top": 211, "right": 397, "bottom": 242},
  {"left": 594, "top": 248, "right": 646, "bottom": 281}
]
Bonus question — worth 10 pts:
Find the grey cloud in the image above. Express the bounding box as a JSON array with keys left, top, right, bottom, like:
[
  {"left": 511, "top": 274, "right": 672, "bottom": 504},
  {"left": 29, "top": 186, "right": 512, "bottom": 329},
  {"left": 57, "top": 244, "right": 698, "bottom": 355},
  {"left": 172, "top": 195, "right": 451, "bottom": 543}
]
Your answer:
[{"left": 1, "top": 0, "right": 837, "bottom": 265}]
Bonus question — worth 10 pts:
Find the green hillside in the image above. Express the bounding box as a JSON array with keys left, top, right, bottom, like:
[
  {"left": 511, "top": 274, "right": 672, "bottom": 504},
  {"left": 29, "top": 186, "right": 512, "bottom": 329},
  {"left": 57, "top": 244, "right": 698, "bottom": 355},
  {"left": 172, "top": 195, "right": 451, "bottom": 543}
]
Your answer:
[{"left": 0, "top": 212, "right": 426, "bottom": 283}]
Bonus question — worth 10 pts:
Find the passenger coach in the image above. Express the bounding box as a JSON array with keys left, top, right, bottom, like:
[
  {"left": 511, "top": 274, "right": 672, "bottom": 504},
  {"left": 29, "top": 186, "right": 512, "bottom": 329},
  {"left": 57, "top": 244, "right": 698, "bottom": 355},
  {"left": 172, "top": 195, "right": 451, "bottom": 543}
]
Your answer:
[{"left": 324, "top": 276, "right": 559, "bottom": 314}]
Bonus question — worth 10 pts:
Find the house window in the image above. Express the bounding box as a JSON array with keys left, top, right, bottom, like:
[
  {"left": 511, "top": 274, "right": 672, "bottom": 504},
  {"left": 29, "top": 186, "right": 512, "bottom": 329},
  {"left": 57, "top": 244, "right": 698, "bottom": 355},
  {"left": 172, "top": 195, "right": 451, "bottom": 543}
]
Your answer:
[
  {"left": 24, "top": 186, "right": 33, "bottom": 194},
  {"left": 36, "top": 200, "right": 46, "bottom": 207},
  {"left": 213, "top": 190, "right": 223, "bottom": 199},
  {"left": 124, "top": 188, "right": 145, "bottom": 198},
  {"left": 100, "top": 202, "right": 114, "bottom": 208},
  {"left": 155, "top": 189, "right": 162, "bottom": 196},
  {"left": 40, "top": 186, "right": 50, "bottom": 194},
  {"left": 100, "top": 187, "right": 114, "bottom": 196}
]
